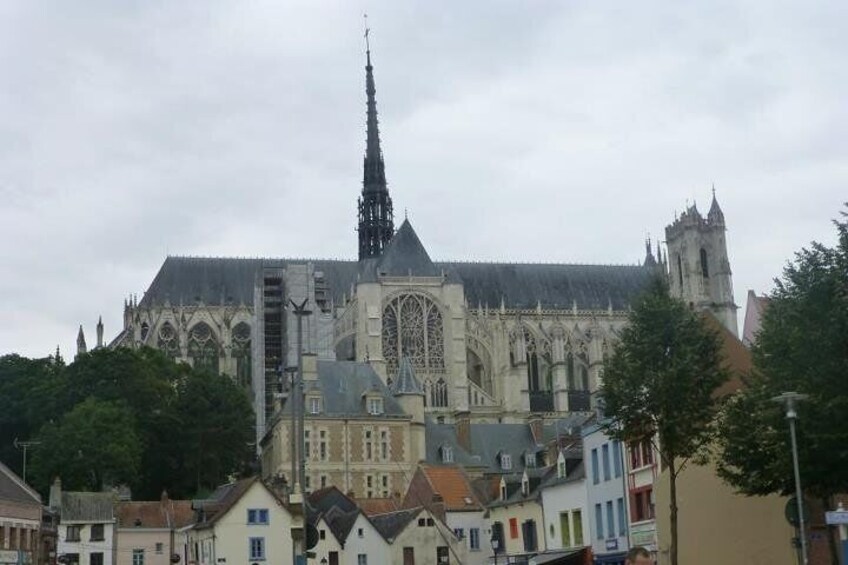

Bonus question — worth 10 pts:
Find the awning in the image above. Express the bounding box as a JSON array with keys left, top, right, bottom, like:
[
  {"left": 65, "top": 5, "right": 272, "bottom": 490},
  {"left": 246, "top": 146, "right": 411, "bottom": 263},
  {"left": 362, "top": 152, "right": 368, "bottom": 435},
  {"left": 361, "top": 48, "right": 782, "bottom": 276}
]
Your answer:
[
  {"left": 594, "top": 551, "right": 628, "bottom": 564},
  {"left": 531, "top": 547, "right": 587, "bottom": 565}
]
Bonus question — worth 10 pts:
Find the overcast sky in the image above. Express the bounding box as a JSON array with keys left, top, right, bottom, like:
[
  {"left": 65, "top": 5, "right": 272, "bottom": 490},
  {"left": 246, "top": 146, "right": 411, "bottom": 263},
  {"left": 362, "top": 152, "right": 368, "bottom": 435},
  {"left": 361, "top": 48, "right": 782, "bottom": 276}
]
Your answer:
[{"left": 1, "top": 1, "right": 845, "bottom": 358}]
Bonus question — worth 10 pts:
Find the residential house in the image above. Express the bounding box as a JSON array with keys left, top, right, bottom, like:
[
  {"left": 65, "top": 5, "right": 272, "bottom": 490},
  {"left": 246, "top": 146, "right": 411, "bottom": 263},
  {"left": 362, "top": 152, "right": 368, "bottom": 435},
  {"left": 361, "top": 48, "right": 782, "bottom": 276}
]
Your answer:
[
  {"left": 261, "top": 356, "right": 425, "bottom": 499},
  {"left": 49, "top": 479, "right": 117, "bottom": 565},
  {"left": 185, "top": 477, "right": 293, "bottom": 565},
  {"left": 401, "top": 464, "right": 487, "bottom": 564},
  {"left": 540, "top": 459, "right": 589, "bottom": 555},
  {"left": 486, "top": 468, "right": 549, "bottom": 562},
  {"left": 371, "top": 506, "right": 465, "bottom": 565},
  {"left": 624, "top": 436, "right": 657, "bottom": 557},
  {"left": 582, "top": 423, "right": 629, "bottom": 565},
  {"left": 115, "top": 493, "right": 193, "bottom": 565},
  {"left": 308, "top": 487, "right": 391, "bottom": 565},
  {"left": 0, "top": 461, "right": 46, "bottom": 565},
  {"left": 653, "top": 316, "right": 795, "bottom": 565}
]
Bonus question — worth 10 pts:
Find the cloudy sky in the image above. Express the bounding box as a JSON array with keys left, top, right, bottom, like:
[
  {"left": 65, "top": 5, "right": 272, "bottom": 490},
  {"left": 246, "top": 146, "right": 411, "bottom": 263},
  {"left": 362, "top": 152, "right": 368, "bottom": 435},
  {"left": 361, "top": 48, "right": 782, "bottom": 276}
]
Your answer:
[{"left": 1, "top": 1, "right": 845, "bottom": 358}]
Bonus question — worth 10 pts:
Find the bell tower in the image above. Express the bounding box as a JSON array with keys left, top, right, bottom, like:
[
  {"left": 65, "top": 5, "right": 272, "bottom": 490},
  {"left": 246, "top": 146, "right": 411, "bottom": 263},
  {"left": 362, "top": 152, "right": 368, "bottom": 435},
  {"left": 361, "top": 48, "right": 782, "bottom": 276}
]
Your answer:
[{"left": 665, "top": 190, "right": 738, "bottom": 335}]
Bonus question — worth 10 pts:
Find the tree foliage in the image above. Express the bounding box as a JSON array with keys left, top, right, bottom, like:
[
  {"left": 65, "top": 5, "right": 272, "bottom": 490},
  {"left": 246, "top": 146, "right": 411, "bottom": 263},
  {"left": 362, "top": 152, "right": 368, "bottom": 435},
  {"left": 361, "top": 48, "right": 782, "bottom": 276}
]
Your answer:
[
  {"left": 1, "top": 346, "right": 254, "bottom": 498},
  {"left": 600, "top": 276, "right": 729, "bottom": 565},
  {"left": 716, "top": 207, "right": 848, "bottom": 499}
]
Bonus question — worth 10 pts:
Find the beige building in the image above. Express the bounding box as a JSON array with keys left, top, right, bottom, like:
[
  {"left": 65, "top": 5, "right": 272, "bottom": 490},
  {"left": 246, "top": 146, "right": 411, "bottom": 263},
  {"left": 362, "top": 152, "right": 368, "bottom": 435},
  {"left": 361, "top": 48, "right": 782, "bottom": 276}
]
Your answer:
[
  {"left": 260, "top": 355, "right": 425, "bottom": 498},
  {"left": 0, "top": 461, "right": 46, "bottom": 565},
  {"left": 115, "top": 493, "right": 192, "bottom": 565}
]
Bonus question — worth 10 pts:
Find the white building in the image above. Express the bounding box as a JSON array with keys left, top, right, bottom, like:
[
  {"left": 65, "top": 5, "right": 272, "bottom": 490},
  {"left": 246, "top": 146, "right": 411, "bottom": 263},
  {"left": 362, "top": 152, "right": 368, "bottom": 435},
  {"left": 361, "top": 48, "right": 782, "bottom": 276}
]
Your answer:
[
  {"left": 371, "top": 506, "right": 465, "bottom": 565},
  {"left": 308, "top": 487, "right": 391, "bottom": 565},
  {"left": 540, "top": 457, "right": 590, "bottom": 553},
  {"left": 49, "top": 480, "right": 116, "bottom": 565},
  {"left": 582, "top": 423, "right": 629, "bottom": 565},
  {"left": 185, "top": 477, "right": 293, "bottom": 565}
]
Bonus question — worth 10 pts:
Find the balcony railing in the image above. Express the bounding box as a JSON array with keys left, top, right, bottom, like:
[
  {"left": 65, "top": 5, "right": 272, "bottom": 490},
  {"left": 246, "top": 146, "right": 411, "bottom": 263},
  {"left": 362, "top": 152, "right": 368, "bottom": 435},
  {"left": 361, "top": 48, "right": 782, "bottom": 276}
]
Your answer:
[{"left": 529, "top": 391, "right": 554, "bottom": 412}]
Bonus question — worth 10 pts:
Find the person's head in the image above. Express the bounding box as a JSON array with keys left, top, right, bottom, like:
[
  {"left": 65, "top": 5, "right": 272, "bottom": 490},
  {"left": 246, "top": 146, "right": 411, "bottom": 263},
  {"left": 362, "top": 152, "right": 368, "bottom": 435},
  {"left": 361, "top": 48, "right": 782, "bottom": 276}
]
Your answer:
[{"left": 625, "top": 546, "right": 652, "bottom": 565}]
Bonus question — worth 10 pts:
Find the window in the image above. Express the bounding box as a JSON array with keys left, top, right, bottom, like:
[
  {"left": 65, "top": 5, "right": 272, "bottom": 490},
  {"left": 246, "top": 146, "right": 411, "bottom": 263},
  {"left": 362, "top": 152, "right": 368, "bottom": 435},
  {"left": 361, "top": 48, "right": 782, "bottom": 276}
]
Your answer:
[
  {"left": 430, "top": 378, "right": 448, "bottom": 408},
  {"left": 357, "top": 555, "right": 367, "bottom": 565},
  {"left": 500, "top": 453, "right": 512, "bottom": 470},
  {"left": 358, "top": 528, "right": 364, "bottom": 538},
  {"left": 606, "top": 501, "right": 615, "bottom": 539},
  {"left": 65, "top": 555, "right": 79, "bottom": 565},
  {"left": 365, "top": 430, "right": 373, "bottom": 460},
  {"left": 90, "top": 553, "right": 103, "bottom": 565},
  {"left": 305, "top": 430, "right": 311, "bottom": 460},
  {"left": 522, "top": 520, "right": 537, "bottom": 552},
  {"left": 453, "top": 528, "right": 464, "bottom": 540},
  {"left": 132, "top": 550, "right": 144, "bottom": 565},
  {"left": 634, "top": 492, "right": 645, "bottom": 522},
  {"left": 320, "top": 430, "right": 328, "bottom": 461},
  {"left": 305, "top": 475, "right": 311, "bottom": 491},
  {"left": 319, "top": 529, "right": 326, "bottom": 540},
  {"left": 427, "top": 518, "right": 435, "bottom": 527},
  {"left": 573, "top": 510, "right": 583, "bottom": 546},
  {"left": 700, "top": 248, "right": 709, "bottom": 278},
  {"left": 677, "top": 254, "right": 684, "bottom": 286},
  {"left": 630, "top": 441, "right": 642, "bottom": 469},
  {"left": 602, "top": 444, "right": 611, "bottom": 481},
  {"left": 157, "top": 322, "right": 180, "bottom": 359},
  {"left": 491, "top": 522, "right": 505, "bottom": 553},
  {"left": 309, "top": 396, "right": 322, "bottom": 414},
  {"left": 595, "top": 504, "right": 603, "bottom": 539},
  {"left": 188, "top": 322, "right": 219, "bottom": 374},
  {"left": 320, "top": 475, "right": 328, "bottom": 489},
  {"left": 648, "top": 487, "right": 655, "bottom": 519},
  {"left": 380, "top": 430, "right": 389, "bottom": 460},
  {"left": 249, "top": 537, "right": 265, "bottom": 561},
  {"left": 469, "top": 528, "right": 480, "bottom": 551},
  {"left": 642, "top": 440, "right": 654, "bottom": 466},
  {"left": 436, "top": 546, "right": 449, "bottom": 564},
  {"left": 366, "top": 475, "right": 373, "bottom": 498},
  {"left": 247, "top": 509, "right": 269, "bottom": 525},
  {"left": 591, "top": 448, "right": 600, "bottom": 484},
  {"left": 155, "top": 543, "right": 163, "bottom": 555},
  {"left": 90, "top": 524, "right": 104, "bottom": 541},
  {"left": 382, "top": 293, "right": 445, "bottom": 374},
  {"left": 617, "top": 498, "right": 626, "bottom": 537},
  {"left": 232, "top": 322, "right": 251, "bottom": 388},
  {"left": 525, "top": 451, "right": 537, "bottom": 468},
  {"left": 418, "top": 518, "right": 426, "bottom": 527},
  {"left": 612, "top": 440, "right": 622, "bottom": 477},
  {"left": 66, "top": 526, "right": 81, "bottom": 542},
  {"left": 403, "top": 547, "right": 415, "bottom": 565},
  {"left": 440, "top": 445, "right": 453, "bottom": 463},
  {"left": 509, "top": 518, "right": 519, "bottom": 539},
  {"left": 560, "top": 512, "right": 570, "bottom": 547},
  {"left": 368, "top": 397, "right": 384, "bottom": 415}
]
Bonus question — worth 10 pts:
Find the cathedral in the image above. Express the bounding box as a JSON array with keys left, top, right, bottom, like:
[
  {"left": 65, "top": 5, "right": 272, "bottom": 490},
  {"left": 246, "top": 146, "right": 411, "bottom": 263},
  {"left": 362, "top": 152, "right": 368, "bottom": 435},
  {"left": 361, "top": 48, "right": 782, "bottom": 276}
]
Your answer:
[{"left": 108, "top": 42, "right": 738, "bottom": 478}]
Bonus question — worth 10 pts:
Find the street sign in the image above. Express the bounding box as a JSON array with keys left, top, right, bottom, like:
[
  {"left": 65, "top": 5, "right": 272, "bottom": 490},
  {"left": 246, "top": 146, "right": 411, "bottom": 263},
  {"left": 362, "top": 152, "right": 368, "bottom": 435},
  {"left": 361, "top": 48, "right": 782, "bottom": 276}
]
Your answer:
[
  {"left": 785, "top": 496, "right": 811, "bottom": 527},
  {"left": 825, "top": 511, "right": 848, "bottom": 525}
]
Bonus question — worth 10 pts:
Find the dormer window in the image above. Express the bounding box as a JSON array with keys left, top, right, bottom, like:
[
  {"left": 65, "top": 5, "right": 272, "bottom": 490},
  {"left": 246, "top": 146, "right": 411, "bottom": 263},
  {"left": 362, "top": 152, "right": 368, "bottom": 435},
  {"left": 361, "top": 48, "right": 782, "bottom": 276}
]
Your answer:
[
  {"left": 307, "top": 395, "right": 323, "bottom": 415},
  {"left": 524, "top": 451, "right": 537, "bottom": 468},
  {"left": 521, "top": 474, "right": 529, "bottom": 497},
  {"left": 499, "top": 479, "right": 507, "bottom": 501},
  {"left": 368, "top": 397, "right": 384, "bottom": 415},
  {"left": 439, "top": 445, "right": 454, "bottom": 463},
  {"left": 499, "top": 452, "right": 512, "bottom": 470}
]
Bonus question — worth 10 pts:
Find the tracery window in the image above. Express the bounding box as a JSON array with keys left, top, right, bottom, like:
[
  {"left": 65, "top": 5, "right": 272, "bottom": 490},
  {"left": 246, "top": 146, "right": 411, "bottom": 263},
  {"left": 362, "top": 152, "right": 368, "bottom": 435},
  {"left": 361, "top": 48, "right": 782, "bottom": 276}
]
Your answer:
[
  {"left": 231, "top": 322, "right": 251, "bottom": 388},
  {"left": 430, "top": 378, "right": 448, "bottom": 408},
  {"left": 157, "top": 322, "right": 180, "bottom": 359},
  {"left": 140, "top": 322, "right": 150, "bottom": 342},
  {"left": 188, "top": 322, "right": 219, "bottom": 374},
  {"left": 525, "top": 329, "right": 552, "bottom": 392},
  {"left": 566, "top": 351, "right": 590, "bottom": 391},
  {"left": 382, "top": 293, "right": 444, "bottom": 375}
]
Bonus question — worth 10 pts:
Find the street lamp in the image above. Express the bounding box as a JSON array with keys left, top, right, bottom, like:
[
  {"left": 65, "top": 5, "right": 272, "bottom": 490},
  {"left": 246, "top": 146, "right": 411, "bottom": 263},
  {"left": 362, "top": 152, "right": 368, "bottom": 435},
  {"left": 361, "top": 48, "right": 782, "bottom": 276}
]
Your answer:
[
  {"left": 771, "top": 392, "right": 809, "bottom": 565},
  {"left": 490, "top": 534, "right": 500, "bottom": 565}
]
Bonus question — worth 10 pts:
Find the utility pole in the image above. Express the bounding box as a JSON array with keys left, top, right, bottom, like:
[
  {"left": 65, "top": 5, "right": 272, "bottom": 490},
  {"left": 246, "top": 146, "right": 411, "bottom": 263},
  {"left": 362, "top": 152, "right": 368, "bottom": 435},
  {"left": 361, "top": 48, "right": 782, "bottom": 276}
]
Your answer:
[
  {"left": 772, "top": 392, "right": 809, "bottom": 565},
  {"left": 14, "top": 438, "right": 41, "bottom": 484},
  {"left": 290, "top": 298, "right": 312, "bottom": 565}
]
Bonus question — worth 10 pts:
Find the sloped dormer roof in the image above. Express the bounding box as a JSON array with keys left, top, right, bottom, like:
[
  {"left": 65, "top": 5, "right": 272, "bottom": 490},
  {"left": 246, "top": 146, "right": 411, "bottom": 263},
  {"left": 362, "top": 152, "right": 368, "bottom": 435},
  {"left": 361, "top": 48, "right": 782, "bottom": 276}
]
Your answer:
[{"left": 392, "top": 356, "right": 424, "bottom": 396}]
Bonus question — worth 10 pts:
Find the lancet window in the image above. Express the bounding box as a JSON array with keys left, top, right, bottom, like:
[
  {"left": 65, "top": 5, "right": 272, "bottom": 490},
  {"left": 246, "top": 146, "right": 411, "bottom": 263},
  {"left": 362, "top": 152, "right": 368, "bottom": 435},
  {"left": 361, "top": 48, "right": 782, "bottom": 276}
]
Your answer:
[
  {"left": 231, "top": 322, "right": 251, "bottom": 388},
  {"left": 566, "top": 351, "right": 590, "bottom": 391},
  {"left": 525, "top": 329, "right": 552, "bottom": 392},
  {"left": 188, "top": 322, "right": 219, "bottom": 375},
  {"left": 382, "top": 293, "right": 444, "bottom": 375},
  {"left": 157, "top": 322, "right": 180, "bottom": 359}
]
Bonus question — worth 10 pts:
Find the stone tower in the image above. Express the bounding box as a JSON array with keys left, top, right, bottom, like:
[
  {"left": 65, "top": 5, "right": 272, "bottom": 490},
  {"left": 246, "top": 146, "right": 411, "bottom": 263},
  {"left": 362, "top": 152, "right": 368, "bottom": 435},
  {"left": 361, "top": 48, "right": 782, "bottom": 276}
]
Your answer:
[
  {"left": 357, "top": 31, "right": 394, "bottom": 260},
  {"left": 665, "top": 191, "right": 738, "bottom": 335}
]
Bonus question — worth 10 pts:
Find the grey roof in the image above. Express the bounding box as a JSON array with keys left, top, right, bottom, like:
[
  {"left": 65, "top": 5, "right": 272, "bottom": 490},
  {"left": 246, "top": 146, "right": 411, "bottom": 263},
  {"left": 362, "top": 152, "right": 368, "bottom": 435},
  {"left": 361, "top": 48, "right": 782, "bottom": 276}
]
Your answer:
[
  {"left": 424, "top": 420, "right": 481, "bottom": 468},
  {"left": 424, "top": 420, "right": 544, "bottom": 474},
  {"left": 60, "top": 492, "right": 115, "bottom": 522},
  {"left": 0, "top": 461, "right": 41, "bottom": 506},
  {"left": 392, "top": 357, "right": 424, "bottom": 396},
  {"left": 282, "top": 361, "right": 407, "bottom": 418},
  {"left": 308, "top": 486, "right": 358, "bottom": 515},
  {"left": 370, "top": 507, "right": 422, "bottom": 542},
  {"left": 540, "top": 460, "right": 586, "bottom": 490},
  {"left": 321, "top": 506, "right": 360, "bottom": 545},
  {"left": 366, "top": 220, "right": 440, "bottom": 279},
  {"left": 540, "top": 414, "right": 596, "bottom": 444},
  {"left": 137, "top": 255, "right": 652, "bottom": 311}
]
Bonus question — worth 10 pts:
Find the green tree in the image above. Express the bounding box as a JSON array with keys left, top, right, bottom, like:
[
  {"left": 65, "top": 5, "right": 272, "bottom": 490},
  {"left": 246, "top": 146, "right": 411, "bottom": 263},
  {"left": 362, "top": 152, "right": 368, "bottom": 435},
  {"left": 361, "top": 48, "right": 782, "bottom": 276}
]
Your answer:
[
  {"left": 716, "top": 207, "right": 848, "bottom": 565},
  {"left": 600, "top": 277, "right": 729, "bottom": 565},
  {"left": 29, "top": 398, "right": 142, "bottom": 491}
]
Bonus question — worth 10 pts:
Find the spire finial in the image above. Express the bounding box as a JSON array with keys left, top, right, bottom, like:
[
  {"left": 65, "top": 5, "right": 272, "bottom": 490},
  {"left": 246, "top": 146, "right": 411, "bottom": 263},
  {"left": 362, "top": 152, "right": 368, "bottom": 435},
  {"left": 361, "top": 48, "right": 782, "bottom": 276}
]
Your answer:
[{"left": 364, "top": 13, "right": 371, "bottom": 56}]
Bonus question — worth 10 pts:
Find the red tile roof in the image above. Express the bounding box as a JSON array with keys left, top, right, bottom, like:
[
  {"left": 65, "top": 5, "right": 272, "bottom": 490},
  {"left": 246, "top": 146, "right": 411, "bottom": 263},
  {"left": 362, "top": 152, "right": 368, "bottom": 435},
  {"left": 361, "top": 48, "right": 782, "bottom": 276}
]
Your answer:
[{"left": 420, "top": 465, "right": 482, "bottom": 511}]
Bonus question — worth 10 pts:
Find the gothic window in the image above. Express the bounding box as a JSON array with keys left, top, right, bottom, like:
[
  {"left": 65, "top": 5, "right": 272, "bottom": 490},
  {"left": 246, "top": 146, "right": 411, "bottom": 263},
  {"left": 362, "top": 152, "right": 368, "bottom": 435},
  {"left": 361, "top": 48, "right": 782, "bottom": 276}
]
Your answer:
[
  {"left": 382, "top": 293, "right": 444, "bottom": 375},
  {"left": 466, "top": 346, "right": 493, "bottom": 396},
  {"left": 140, "top": 322, "right": 149, "bottom": 342},
  {"left": 431, "top": 378, "right": 448, "bottom": 408},
  {"left": 567, "top": 351, "right": 590, "bottom": 391},
  {"left": 157, "top": 322, "right": 180, "bottom": 359},
  {"left": 188, "top": 322, "right": 219, "bottom": 374},
  {"left": 525, "top": 329, "right": 551, "bottom": 392},
  {"left": 700, "top": 248, "right": 709, "bottom": 278},
  {"left": 677, "top": 255, "right": 684, "bottom": 286},
  {"left": 231, "top": 322, "right": 251, "bottom": 388}
]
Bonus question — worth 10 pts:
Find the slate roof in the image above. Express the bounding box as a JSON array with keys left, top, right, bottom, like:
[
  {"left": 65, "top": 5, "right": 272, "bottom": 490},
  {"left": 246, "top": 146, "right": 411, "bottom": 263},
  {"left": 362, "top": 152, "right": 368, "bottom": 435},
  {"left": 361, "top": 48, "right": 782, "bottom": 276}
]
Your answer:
[
  {"left": 320, "top": 506, "right": 360, "bottom": 545},
  {"left": 60, "top": 492, "right": 115, "bottom": 522},
  {"left": 0, "top": 461, "right": 41, "bottom": 506},
  {"left": 360, "top": 220, "right": 441, "bottom": 280},
  {"left": 540, "top": 460, "right": 586, "bottom": 490},
  {"left": 391, "top": 357, "right": 424, "bottom": 396},
  {"left": 369, "top": 507, "right": 422, "bottom": 542},
  {"left": 424, "top": 420, "right": 548, "bottom": 473},
  {"left": 280, "top": 361, "right": 407, "bottom": 418},
  {"left": 137, "top": 255, "right": 652, "bottom": 311},
  {"left": 308, "top": 486, "right": 358, "bottom": 515},
  {"left": 488, "top": 466, "right": 557, "bottom": 508}
]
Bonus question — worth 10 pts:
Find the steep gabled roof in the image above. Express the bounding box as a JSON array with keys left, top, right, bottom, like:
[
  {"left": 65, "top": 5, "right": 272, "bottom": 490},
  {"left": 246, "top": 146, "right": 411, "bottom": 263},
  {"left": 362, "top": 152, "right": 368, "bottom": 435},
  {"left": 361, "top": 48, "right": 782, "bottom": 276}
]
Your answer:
[
  {"left": 115, "top": 498, "right": 194, "bottom": 529},
  {"left": 369, "top": 507, "right": 422, "bottom": 542},
  {"left": 0, "top": 461, "right": 41, "bottom": 506},
  {"left": 419, "top": 465, "right": 483, "bottom": 512},
  {"left": 193, "top": 477, "right": 283, "bottom": 530},
  {"left": 375, "top": 220, "right": 439, "bottom": 278},
  {"left": 308, "top": 486, "right": 358, "bottom": 515}
]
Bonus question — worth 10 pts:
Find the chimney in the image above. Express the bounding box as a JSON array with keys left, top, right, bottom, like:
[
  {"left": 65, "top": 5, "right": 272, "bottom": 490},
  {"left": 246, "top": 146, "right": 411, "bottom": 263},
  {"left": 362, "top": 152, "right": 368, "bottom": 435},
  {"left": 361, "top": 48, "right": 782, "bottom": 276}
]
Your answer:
[
  {"left": 49, "top": 477, "right": 62, "bottom": 511},
  {"left": 456, "top": 411, "right": 471, "bottom": 453}
]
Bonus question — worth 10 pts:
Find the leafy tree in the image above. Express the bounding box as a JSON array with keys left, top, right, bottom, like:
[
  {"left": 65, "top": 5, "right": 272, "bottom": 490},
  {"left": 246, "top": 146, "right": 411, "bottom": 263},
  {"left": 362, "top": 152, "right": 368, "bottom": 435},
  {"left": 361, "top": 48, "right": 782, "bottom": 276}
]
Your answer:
[
  {"left": 0, "top": 354, "right": 66, "bottom": 476},
  {"left": 600, "top": 277, "right": 729, "bottom": 565},
  {"left": 29, "top": 398, "right": 142, "bottom": 491},
  {"left": 172, "top": 368, "right": 255, "bottom": 495},
  {"left": 716, "top": 207, "right": 848, "bottom": 564}
]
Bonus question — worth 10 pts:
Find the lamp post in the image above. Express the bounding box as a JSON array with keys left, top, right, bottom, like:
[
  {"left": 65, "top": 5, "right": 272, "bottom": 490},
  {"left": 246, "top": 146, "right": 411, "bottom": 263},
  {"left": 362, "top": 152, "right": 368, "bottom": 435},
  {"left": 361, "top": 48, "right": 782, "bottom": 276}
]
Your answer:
[
  {"left": 290, "top": 298, "right": 312, "bottom": 565},
  {"left": 771, "top": 392, "right": 809, "bottom": 565},
  {"left": 490, "top": 534, "right": 500, "bottom": 565}
]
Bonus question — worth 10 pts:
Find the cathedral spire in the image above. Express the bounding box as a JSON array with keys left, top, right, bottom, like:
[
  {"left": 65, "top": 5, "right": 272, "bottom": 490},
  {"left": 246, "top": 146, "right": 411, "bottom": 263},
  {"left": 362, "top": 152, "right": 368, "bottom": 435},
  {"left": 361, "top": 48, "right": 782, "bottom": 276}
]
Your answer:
[
  {"left": 77, "top": 325, "right": 87, "bottom": 357},
  {"left": 358, "top": 20, "right": 395, "bottom": 260},
  {"left": 708, "top": 185, "right": 725, "bottom": 225}
]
